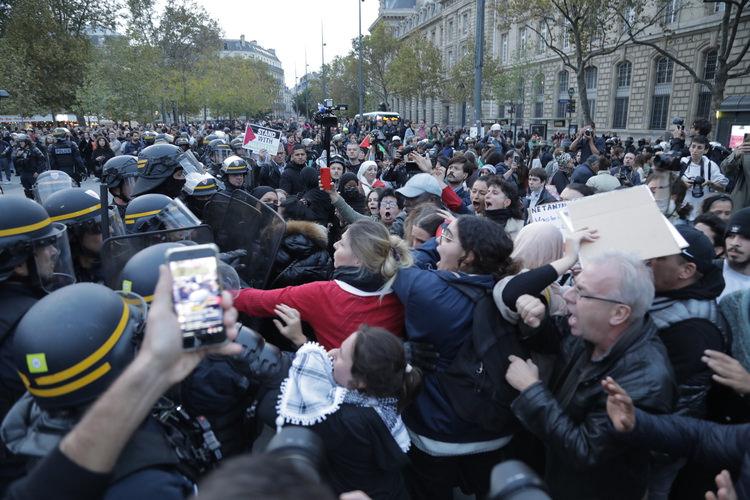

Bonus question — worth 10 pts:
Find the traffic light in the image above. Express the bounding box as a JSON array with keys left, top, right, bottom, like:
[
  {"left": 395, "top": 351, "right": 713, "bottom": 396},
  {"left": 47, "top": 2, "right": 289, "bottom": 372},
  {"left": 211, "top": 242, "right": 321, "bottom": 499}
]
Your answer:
[{"left": 567, "top": 100, "right": 576, "bottom": 114}]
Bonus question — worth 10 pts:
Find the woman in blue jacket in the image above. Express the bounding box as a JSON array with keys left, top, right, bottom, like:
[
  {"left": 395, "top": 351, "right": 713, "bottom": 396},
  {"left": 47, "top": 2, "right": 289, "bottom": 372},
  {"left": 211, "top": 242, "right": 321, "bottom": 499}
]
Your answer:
[{"left": 392, "top": 215, "right": 521, "bottom": 500}]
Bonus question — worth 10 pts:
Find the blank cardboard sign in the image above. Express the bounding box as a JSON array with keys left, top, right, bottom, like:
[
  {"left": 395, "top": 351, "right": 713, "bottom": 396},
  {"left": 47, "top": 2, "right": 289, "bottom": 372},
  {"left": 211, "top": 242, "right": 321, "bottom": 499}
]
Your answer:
[{"left": 565, "top": 185, "right": 687, "bottom": 266}]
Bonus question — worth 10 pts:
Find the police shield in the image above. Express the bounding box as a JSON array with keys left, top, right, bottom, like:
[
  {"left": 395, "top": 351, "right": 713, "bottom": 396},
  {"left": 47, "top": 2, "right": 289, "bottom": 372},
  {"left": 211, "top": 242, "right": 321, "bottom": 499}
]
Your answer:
[
  {"left": 101, "top": 225, "right": 215, "bottom": 290},
  {"left": 203, "top": 190, "right": 285, "bottom": 289}
]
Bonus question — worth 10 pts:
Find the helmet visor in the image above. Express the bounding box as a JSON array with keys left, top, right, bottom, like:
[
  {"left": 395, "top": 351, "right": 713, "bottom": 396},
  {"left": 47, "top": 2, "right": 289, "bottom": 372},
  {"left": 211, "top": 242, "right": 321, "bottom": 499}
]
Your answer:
[
  {"left": 156, "top": 198, "right": 202, "bottom": 230},
  {"left": 211, "top": 147, "right": 232, "bottom": 165},
  {"left": 32, "top": 223, "right": 76, "bottom": 293},
  {"left": 33, "top": 172, "right": 74, "bottom": 205},
  {"left": 178, "top": 150, "right": 206, "bottom": 176}
]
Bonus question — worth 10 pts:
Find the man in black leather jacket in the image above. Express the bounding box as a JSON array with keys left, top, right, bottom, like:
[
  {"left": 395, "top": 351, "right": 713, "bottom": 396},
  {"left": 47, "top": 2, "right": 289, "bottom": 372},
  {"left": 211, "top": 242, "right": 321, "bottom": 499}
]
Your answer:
[{"left": 505, "top": 252, "right": 676, "bottom": 500}]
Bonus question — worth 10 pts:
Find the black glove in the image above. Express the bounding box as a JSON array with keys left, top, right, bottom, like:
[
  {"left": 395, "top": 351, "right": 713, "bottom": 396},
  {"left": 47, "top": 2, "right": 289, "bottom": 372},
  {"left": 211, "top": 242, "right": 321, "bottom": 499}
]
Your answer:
[
  {"left": 404, "top": 341, "right": 439, "bottom": 372},
  {"left": 218, "top": 249, "right": 248, "bottom": 270}
]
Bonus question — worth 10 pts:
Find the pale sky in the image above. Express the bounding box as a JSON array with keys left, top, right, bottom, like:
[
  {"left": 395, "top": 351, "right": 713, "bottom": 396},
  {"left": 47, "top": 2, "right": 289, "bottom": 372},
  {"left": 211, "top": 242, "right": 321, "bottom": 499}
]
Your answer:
[{"left": 194, "top": 0, "right": 381, "bottom": 88}]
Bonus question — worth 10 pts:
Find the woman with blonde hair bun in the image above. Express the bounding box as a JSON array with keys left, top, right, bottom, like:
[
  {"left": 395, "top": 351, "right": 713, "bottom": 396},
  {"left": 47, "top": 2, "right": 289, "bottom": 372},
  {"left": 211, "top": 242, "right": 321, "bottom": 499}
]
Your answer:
[{"left": 235, "top": 219, "right": 412, "bottom": 349}]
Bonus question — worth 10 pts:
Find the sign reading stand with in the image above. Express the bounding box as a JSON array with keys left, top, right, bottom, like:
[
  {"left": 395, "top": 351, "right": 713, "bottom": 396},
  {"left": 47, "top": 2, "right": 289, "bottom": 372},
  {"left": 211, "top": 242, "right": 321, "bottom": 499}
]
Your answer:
[{"left": 242, "top": 124, "right": 282, "bottom": 153}]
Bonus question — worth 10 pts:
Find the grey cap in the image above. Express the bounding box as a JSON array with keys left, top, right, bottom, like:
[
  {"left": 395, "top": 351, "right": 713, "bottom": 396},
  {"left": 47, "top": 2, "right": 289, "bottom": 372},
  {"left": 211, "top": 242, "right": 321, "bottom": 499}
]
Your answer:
[{"left": 396, "top": 173, "right": 442, "bottom": 198}]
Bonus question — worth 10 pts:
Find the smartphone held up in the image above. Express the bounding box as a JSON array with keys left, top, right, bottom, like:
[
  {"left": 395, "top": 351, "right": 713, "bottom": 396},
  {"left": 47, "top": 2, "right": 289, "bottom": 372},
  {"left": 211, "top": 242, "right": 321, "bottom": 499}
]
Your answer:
[{"left": 165, "top": 244, "right": 226, "bottom": 350}]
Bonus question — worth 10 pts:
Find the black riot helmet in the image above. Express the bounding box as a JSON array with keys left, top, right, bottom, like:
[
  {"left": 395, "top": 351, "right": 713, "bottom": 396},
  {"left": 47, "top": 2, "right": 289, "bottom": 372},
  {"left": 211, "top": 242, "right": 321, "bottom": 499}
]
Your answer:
[
  {"left": 133, "top": 143, "right": 204, "bottom": 197},
  {"left": 13, "top": 283, "right": 144, "bottom": 411},
  {"left": 44, "top": 188, "right": 124, "bottom": 242},
  {"left": 120, "top": 242, "right": 184, "bottom": 303},
  {"left": 0, "top": 197, "right": 76, "bottom": 292},
  {"left": 102, "top": 155, "right": 139, "bottom": 203},
  {"left": 208, "top": 139, "right": 232, "bottom": 165},
  {"left": 124, "top": 193, "right": 201, "bottom": 234},
  {"left": 182, "top": 173, "right": 222, "bottom": 219},
  {"left": 176, "top": 136, "right": 190, "bottom": 152}
]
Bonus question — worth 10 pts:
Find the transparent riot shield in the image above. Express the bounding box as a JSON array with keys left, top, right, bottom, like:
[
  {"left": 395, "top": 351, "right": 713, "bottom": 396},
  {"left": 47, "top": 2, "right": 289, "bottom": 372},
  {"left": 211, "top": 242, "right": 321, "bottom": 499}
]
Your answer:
[
  {"left": 33, "top": 170, "right": 74, "bottom": 204},
  {"left": 101, "top": 225, "right": 215, "bottom": 290},
  {"left": 203, "top": 190, "right": 285, "bottom": 289}
]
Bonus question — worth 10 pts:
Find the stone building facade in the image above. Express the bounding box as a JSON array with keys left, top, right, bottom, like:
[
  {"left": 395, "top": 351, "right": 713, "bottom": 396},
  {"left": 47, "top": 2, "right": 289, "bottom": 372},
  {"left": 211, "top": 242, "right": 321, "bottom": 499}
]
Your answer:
[{"left": 374, "top": 0, "right": 750, "bottom": 138}]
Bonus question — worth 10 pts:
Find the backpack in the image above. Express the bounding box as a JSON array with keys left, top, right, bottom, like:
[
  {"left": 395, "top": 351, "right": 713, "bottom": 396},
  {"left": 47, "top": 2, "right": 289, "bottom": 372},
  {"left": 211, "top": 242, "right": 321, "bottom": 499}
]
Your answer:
[{"left": 435, "top": 280, "right": 527, "bottom": 435}]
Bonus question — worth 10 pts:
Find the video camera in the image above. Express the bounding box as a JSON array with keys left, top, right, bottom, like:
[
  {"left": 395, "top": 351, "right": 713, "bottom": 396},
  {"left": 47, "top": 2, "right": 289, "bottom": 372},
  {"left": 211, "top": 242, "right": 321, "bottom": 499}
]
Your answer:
[
  {"left": 490, "top": 460, "right": 550, "bottom": 500},
  {"left": 652, "top": 153, "right": 683, "bottom": 172},
  {"left": 313, "top": 99, "right": 348, "bottom": 128},
  {"left": 672, "top": 117, "right": 685, "bottom": 130}
]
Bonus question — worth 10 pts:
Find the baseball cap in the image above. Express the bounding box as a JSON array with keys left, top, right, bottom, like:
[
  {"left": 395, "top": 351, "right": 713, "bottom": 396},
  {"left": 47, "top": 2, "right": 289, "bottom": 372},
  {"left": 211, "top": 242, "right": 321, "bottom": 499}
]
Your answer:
[
  {"left": 677, "top": 225, "right": 716, "bottom": 274},
  {"left": 726, "top": 207, "right": 750, "bottom": 239},
  {"left": 396, "top": 173, "right": 442, "bottom": 198},
  {"left": 490, "top": 124, "right": 502, "bottom": 132}
]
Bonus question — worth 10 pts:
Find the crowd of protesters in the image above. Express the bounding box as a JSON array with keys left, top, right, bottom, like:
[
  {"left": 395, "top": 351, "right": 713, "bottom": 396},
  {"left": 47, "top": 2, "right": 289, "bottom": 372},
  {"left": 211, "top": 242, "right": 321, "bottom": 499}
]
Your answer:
[{"left": 0, "top": 111, "right": 749, "bottom": 500}]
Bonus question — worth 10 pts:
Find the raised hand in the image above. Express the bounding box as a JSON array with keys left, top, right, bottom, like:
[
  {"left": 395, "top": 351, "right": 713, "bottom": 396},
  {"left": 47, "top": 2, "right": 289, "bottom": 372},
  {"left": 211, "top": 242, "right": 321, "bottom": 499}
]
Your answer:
[{"left": 601, "top": 376, "right": 636, "bottom": 432}]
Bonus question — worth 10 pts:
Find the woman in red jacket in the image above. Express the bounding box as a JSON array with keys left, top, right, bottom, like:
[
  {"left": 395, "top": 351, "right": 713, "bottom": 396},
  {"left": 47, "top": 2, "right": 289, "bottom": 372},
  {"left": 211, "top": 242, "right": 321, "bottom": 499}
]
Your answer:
[{"left": 234, "top": 219, "right": 411, "bottom": 349}]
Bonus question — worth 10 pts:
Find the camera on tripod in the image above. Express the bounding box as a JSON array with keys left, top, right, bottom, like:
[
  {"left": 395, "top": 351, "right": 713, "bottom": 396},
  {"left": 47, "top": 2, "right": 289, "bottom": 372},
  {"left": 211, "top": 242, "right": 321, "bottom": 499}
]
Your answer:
[{"left": 314, "top": 99, "right": 348, "bottom": 128}]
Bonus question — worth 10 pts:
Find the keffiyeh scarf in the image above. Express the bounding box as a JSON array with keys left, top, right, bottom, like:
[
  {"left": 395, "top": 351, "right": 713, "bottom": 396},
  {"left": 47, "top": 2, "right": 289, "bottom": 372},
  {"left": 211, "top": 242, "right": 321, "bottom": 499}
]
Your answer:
[{"left": 276, "top": 342, "right": 410, "bottom": 453}]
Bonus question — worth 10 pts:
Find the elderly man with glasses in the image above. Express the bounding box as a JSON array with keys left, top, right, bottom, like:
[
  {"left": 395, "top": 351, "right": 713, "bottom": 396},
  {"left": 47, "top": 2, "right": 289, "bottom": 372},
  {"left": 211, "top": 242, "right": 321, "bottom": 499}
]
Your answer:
[{"left": 502, "top": 249, "right": 675, "bottom": 500}]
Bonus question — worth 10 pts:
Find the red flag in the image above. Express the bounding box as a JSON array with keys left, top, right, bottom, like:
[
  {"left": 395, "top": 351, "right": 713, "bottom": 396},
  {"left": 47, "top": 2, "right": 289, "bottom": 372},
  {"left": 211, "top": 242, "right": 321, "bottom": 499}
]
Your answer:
[
  {"left": 359, "top": 135, "right": 371, "bottom": 149},
  {"left": 243, "top": 125, "right": 256, "bottom": 146}
]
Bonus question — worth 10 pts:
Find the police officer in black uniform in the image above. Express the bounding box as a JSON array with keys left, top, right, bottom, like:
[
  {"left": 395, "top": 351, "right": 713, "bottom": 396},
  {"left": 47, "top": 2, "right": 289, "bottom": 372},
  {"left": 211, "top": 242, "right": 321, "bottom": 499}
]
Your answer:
[
  {"left": 0, "top": 197, "right": 75, "bottom": 493},
  {"left": 11, "top": 134, "right": 46, "bottom": 199},
  {"left": 0, "top": 283, "right": 195, "bottom": 498},
  {"left": 219, "top": 155, "right": 251, "bottom": 194},
  {"left": 101, "top": 155, "right": 139, "bottom": 217},
  {"left": 47, "top": 128, "right": 85, "bottom": 185}
]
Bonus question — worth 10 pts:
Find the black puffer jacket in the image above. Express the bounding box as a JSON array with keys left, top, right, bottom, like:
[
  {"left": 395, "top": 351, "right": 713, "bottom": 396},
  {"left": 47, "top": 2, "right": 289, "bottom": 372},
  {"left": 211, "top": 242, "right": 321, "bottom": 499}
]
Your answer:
[
  {"left": 269, "top": 220, "right": 332, "bottom": 289},
  {"left": 512, "top": 317, "right": 676, "bottom": 500}
]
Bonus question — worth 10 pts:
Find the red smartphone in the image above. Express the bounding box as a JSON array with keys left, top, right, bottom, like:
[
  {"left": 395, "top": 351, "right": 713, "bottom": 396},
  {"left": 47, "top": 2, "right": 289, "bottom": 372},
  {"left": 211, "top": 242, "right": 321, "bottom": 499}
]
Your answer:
[{"left": 320, "top": 166, "right": 332, "bottom": 190}]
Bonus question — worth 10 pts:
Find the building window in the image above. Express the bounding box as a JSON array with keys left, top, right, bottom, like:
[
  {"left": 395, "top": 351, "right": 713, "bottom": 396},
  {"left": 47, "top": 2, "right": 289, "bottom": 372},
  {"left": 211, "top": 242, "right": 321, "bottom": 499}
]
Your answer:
[
  {"left": 500, "top": 33, "right": 509, "bottom": 64},
  {"left": 613, "top": 98, "right": 629, "bottom": 129},
  {"left": 558, "top": 70, "right": 568, "bottom": 94},
  {"left": 714, "top": 1, "right": 725, "bottom": 12},
  {"left": 704, "top": 49, "right": 717, "bottom": 81},
  {"left": 562, "top": 28, "right": 570, "bottom": 50},
  {"left": 650, "top": 57, "right": 674, "bottom": 129},
  {"left": 664, "top": 0, "right": 679, "bottom": 24},
  {"left": 462, "top": 13, "right": 469, "bottom": 34},
  {"left": 613, "top": 61, "right": 631, "bottom": 129},
  {"left": 519, "top": 26, "right": 527, "bottom": 51},
  {"left": 587, "top": 99, "right": 596, "bottom": 119},
  {"left": 448, "top": 20, "right": 454, "bottom": 38},
  {"left": 696, "top": 50, "right": 717, "bottom": 119},
  {"left": 447, "top": 49, "right": 454, "bottom": 69},
  {"left": 537, "top": 21, "right": 545, "bottom": 54},
  {"left": 585, "top": 66, "right": 598, "bottom": 90},
  {"left": 616, "top": 61, "right": 632, "bottom": 88}
]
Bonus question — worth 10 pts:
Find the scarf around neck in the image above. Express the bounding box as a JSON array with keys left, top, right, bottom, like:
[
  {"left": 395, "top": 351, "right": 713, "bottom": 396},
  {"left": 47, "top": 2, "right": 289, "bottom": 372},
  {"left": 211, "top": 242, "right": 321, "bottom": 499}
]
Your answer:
[
  {"left": 276, "top": 342, "right": 410, "bottom": 453},
  {"left": 485, "top": 208, "right": 513, "bottom": 226},
  {"left": 332, "top": 266, "right": 387, "bottom": 292}
]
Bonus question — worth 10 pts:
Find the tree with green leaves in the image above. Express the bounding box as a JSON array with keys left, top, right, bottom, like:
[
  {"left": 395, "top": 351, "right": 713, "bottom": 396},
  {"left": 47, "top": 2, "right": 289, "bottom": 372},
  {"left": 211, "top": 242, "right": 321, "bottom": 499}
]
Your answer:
[
  {"left": 0, "top": 0, "right": 120, "bottom": 116},
  {"left": 623, "top": 0, "right": 750, "bottom": 134},
  {"left": 326, "top": 54, "right": 361, "bottom": 117},
  {"left": 388, "top": 35, "right": 444, "bottom": 122},
  {"left": 361, "top": 24, "right": 400, "bottom": 109}
]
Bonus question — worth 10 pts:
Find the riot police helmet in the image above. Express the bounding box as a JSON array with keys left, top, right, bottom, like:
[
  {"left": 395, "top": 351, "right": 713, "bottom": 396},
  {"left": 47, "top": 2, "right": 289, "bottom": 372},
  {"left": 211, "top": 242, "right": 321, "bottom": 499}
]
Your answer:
[
  {"left": 120, "top": 242, "right": 184, "bottom": 303},
  {"left": 13, "top": 283, "right": 144, "bottom": 410},
  {"left": 14, "top": 133, "right": 30, "bottom": 146},
  {"left": 208, "top": 139, "right": 232, "bottom": 165},
  {"left": 220, "top": 155, "right": 250, "bottom": 176},
  {"left": 142, "top": 130, "right": 157, "bottom": 146},
  {"left": 52, "top": 127, "right": 70, "bottom": 140},
  {"left": 133, "top": 143, "right": 204, "bottom": 197},
  {"left": 0, "top": 197, "right": 75, "bottom": 292},
  {"left": 44, "top": 187, "right": 124, "bottom": 241},
  {"left": 32, "top": 170, "right": 74, "bottom": 205},
  {"left": 124, "top": 193, "right": 201, "bottom": 234},
  {"left": 101, "top": 154, "right": 139, "bottom": 198}
]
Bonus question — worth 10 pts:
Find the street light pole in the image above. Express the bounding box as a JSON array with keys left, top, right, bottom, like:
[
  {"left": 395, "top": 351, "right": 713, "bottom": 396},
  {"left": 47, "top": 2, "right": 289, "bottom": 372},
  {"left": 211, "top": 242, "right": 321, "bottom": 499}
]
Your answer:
[
  {"left": 321, "top": 23, "right": 327, "bottom": 98},
  {"left": 473, "top": 0, "right": 485, "bottom": 136},
  {"left": 567, "top": 86, "right": 575, "bottom": 135},
  {"left": 358, "top": 0, "right": 365, "bottom": 118}
]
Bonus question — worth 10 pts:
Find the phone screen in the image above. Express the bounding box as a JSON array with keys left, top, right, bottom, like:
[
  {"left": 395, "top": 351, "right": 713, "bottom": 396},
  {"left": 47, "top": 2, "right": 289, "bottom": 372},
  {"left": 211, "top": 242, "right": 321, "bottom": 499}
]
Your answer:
[{"left": 169, "top": 252, "right": 225, "bottom": 349}]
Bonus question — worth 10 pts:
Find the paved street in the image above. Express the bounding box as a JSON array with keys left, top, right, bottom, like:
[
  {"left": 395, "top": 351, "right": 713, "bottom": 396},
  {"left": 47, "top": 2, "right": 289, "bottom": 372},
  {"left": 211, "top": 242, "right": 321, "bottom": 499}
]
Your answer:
[{"left": 1, "top": 175, "right": 102, "bottom": 198}]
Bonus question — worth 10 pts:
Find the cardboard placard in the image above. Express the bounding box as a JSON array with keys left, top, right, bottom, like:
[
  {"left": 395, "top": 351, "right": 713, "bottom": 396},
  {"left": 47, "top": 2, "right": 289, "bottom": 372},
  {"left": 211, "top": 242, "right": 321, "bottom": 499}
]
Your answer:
[
  {"left": 242, "top": 123, "right": 282, "bottom": 153},
  {"left": 565, "top": 185, "right": 687, "bottom": 265},
  {"left": 529, "top": 201, "right": 570, "bottom": 231}
]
